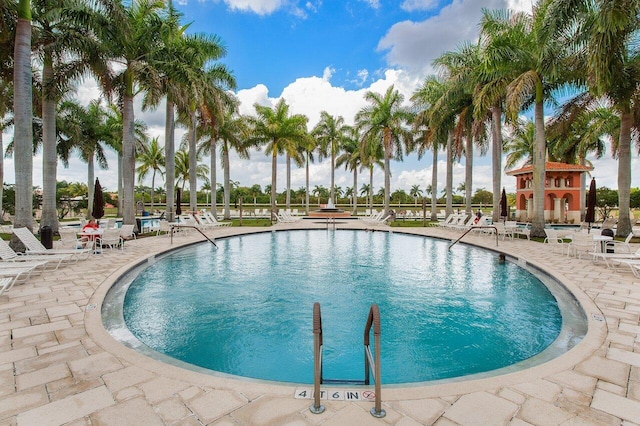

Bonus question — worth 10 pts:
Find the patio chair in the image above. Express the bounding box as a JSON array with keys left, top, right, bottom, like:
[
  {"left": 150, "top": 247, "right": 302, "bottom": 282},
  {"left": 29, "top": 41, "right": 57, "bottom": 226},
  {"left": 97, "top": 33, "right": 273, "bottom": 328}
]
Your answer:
[
  {"left": 543, "top": 229, "right": 571, "bottom": 255},
  {"left": 592, "top": 248, "right": 640, "bottom": 268},
  {"left": 609, "top": 233, "right": 634, "bottom": 253},
  {"left": 120, "top": 224, "right": 136, "bottom": 241},
  {"left": 567, "top": 233, "right": 597, "bottom": 259},
  {"left": 57, "top": 228, "right": 84, "bottom": 249},
  {"left": 0, "top": 237, "right": 71, "bottom": 270},
  {"left": 0, "top": 263, "right": 47, "bottom": 297},
  {"left": 97, "top": 228, "right": 123, "bottom": 251},
  {"left": 12, "top": 227, "right": 92, "bottom": 261}
]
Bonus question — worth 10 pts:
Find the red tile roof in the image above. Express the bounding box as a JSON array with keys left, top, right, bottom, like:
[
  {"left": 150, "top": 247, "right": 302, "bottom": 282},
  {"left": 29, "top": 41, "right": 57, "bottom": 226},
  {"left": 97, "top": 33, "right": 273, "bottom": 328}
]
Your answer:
[{"left": 506, "top": 161, "right": 593, "bottom": 175}]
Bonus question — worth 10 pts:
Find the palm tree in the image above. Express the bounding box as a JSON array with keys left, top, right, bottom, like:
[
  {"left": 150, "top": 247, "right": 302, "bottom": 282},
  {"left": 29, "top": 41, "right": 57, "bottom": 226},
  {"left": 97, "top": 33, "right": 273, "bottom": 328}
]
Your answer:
[
  {"left": 12, "top": 0, "right": 33, "bottom": 238},
  {"left": 504, "top": 118, "right": 536, "bottom": 170},
  {"left": 300, "top": 134, "right": 317, "bottom": 214},
  {"left": 174, "top": 149, "right": 209, "bottom": 194},
  {"left": 313, "top": 111, "right": 347, "bottom": 203},
  {"left": 482, "top": 3, "right": 570, "bottom": 237},
  {"left": 355, "top": 85, "right": 414, "bottom": 216},
  {"left": 410, "top": 185, "right": 423, "bottom": 207},
  {"left": 96, "top": 0, "right": 165, "bottom": 227},
  {"left": 411, "top": 76, "right": 449, "bottom": 221},
  {"left": 57, "top": 99, "right": 111, "bottom": 219},
  {"left": 335, "top": 126, "right": 362, "bottom": 214},
  {"left": 547, "top": 0, "right": 640, "bottom": 236},
  {"left": 32, "top": 0, "right": 106, "bottom": 233},
  {"left": 136, "top": 137, "right": 165, "bottom": 209},
  {"left": 247, "top": 99, "right": 309, "bottom": 222}
]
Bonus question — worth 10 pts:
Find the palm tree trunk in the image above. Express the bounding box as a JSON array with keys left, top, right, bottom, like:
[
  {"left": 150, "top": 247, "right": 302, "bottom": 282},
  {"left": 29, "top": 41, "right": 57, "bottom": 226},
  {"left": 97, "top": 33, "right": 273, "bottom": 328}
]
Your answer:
[
  {"left": 530, "top": 93, "right": 546, "bottom": 238},
  {"left": 369, "top": 167, "right": 374, "bottom": 211},
  {"left": 491, "top": 105, "right": 503, "bottom": 223},
  {"left": 189, "top": 113, "right": 197, "bottom": 212},
  {"left": 445, "top": 132, "right": 453, "bottom": 216},
  {"left": 330, "top": 151, "right": 335, "bottom": 203},
  {"left": 305, "top": 154, "right": 310, "bottom": 214},
  {"left": 286, "top": 154, "right": 291, "bottom": 209},
  {"left": 579, "top": 155, "right": 586, "bottom": 222},
  {"left": 270, "top": 147, "right": 277, "bottom": 223},
  {"left": 223, "top": 147, "right": 231, "bottom": 220},
  {"left": 616, "top": 110, "right": 632, "bottom": 236},
  {"left": 117, "top": 154, "right": 123, "bottom": 217},
  {"left": 150, "top": 171, "right": 156, "bottom": 209},
  {"left": 383, "top": 129, "right": 391, "bottom": 216},
  {"left": 12, "top": 3, "right": 34, "bottom": 237},
  {"left": 0, "top": 131, "right": 4, "bottom": 223},
  {"left": 431, "top": 146, "right": 438, "bottom": 221},
  {"left": 210, "top": 137, "right": 217, "bottom": 218},
  {"left": 352, "top": 168, "right": 358, "bottom": 214},
  {"left": 465, "top": 137, "right": 473, "bottom": 215},
  {"left": 41, "top": 56, "right": 59, "bottom": 233},
  {"left": 87, "top": 156, "right": 95, "bottom": 218},
  {"left": 122, "top": 78, "right": 136, "bottom": 227},
  {"left": 165, "top": 100, "right": 175, "bottom": 221}
]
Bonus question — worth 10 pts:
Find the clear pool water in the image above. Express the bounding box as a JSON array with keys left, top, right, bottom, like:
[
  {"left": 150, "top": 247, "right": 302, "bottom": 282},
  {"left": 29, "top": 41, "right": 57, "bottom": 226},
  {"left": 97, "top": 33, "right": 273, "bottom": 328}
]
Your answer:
[{"left": 122, "top": 230, "right": 565, "bottom": 384}]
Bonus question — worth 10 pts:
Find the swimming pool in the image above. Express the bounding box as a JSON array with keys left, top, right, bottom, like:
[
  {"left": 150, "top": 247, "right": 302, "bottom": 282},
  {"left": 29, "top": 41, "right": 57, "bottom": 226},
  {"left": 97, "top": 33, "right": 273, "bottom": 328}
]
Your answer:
[{"left": 105, "top": 230, "right": 586, "bottom": 385}]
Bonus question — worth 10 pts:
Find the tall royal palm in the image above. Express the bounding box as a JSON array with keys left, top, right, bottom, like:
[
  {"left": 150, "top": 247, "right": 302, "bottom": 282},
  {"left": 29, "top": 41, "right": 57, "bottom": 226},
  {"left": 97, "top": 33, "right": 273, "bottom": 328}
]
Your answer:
[
  {"left": 97, "top": 0, "right": 164, "bottom": 227},
  {"left": 33, "top": 0, "right": 106, "bottom": 233},
  {"left": 12, "top": 0, "right": 33, "bottom": 237},
  {"left": 482, "top": 2, "right": 569, "bottom": 238},
  {"left": 247, "top": 99, "right": 308, "bottom": 222},
  {"left": 313, "top": 111, "right": 348, "bottom": 204},
  {"left": 411, "top": 76, "right": 452, "bottom": 221},
  {"left": 355, "top": 85, "right": 413, "bottom": 216},
  {"left": 547, "top": 0, "right": 640, "bottom": 236}
]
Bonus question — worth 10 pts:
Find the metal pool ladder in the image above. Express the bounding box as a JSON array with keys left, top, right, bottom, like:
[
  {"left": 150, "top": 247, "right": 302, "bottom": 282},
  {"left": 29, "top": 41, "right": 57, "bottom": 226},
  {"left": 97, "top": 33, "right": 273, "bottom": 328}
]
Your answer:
[{"left": 310, "top": 302, "right": 386, "bottom": 418}]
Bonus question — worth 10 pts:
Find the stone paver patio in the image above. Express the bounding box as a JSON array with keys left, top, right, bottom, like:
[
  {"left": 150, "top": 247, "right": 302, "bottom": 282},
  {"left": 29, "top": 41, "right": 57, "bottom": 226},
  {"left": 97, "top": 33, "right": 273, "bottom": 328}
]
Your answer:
[{"left": 1, "top": 220, "right": 639, "bottom": 425}]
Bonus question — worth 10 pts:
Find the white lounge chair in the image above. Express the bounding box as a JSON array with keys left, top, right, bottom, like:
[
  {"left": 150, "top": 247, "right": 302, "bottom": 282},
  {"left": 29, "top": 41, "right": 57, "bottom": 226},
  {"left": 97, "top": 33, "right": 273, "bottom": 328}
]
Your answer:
[
  {"left": 0, "top": 237, "right": 71, "bottom": 270},
  {"left": 12, "top": 227, "right": 92, "bottom": 261},
  {"left": 609, "top": 259, "right": 640, "bottom": 277},
  {"left": 567, "top": 233, "right": 597, "bottom": 259},
  {"left": 592, "top": 248, "right": 640, "bottom": 268},
  {"left": 202, "top": 211, "right": 232, "bottom": 227}
]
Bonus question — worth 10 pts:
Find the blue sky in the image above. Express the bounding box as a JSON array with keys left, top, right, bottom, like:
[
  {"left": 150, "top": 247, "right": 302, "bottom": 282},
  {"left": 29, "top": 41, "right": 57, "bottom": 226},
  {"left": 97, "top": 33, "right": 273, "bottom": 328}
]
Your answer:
[{"left": 3, "top": 0, "right": 638, "bottom": 197}]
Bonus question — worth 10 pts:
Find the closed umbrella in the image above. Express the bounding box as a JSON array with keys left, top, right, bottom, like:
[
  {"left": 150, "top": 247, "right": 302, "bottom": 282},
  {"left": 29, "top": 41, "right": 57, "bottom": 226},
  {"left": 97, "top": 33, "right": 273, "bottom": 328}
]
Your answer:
[
  {"left": 92, "top": 178, "right": 105, "bottom": 220},
  {"left": 499, "top": 188, "right": 508, "bottom": 223},
  {"left": 585, "top": 178, "right": 597, "bottom": 232},
  {"left": 175, "top": 188, "right": 182, "bottom": 216}
]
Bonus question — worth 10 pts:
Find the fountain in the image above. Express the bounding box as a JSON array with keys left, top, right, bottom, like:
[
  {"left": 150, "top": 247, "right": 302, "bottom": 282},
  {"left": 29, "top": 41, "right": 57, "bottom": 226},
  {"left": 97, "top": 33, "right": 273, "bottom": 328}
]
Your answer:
[{"left": 308, "top": 198, "right": 351, "bottom": 219}]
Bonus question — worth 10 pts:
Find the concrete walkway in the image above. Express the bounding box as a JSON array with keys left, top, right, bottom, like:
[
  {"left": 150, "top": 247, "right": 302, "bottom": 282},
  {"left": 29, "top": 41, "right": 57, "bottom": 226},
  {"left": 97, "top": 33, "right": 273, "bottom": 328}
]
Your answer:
[{"left": 1, "top": 221, "right": 639, "bottom": 425}]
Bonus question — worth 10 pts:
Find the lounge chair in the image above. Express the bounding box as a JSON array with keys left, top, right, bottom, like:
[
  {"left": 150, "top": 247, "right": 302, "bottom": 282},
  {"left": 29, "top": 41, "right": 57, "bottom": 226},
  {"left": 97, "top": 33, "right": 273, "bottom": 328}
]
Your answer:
[
  {"left": 202, "top": 211, "right": 232, "bottom": 227},
  {"left": 57, "top": 228, "right": 84, "bottom": 249},
  {"left": 120, "top": 224, "right": 136, "bottom": 241},
  {"left": 609, "top": 259, "right": 640, "bottom": 277},
  {"left": 0, "top": 263, "right": 47, "bottom": 297},
  {"left": 12, "top": 227, "right": 92, "bottom": 261},
  {"left": 592, "top": 248, "right": 640, "bottom": 268},
  {"left": 0, "top": 276, "right": 15, "bottom": 298},
  {"left": 438, "top": 213, "right": 457, "bottom": 228},
  {"left": 0, "top": 237, "right": 71, "bottom": 270}
]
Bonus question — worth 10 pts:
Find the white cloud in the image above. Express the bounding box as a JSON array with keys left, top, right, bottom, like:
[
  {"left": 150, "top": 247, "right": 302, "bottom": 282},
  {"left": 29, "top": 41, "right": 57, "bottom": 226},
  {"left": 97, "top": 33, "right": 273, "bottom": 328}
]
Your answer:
[
  {"left": 222, "top": 0, "right": 284, "bottom": 15},
  {"left": 400, "top": 0, "right": 439, "bottom": 12},
  {"left": 378, "top": 0, "right": 534, "bottom": 78},
  {"left": 360, "top": 0, "right": 381, "bottom": 9}
]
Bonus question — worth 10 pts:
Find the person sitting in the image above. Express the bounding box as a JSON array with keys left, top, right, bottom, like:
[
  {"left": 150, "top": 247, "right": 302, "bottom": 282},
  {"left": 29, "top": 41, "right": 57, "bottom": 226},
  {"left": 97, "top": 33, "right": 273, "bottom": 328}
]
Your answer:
[
  {"left": 473, "top": 209, "right": 483, "bottom": 225},
  {"left": 80, "top": 218, "right": 99, "bottom": 248}
]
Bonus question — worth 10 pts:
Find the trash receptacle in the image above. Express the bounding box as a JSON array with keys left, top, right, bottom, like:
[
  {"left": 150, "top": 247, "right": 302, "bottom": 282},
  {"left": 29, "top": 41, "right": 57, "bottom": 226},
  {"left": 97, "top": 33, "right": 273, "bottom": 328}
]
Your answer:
[
  {"left": 135, "top": 218, "right": 142, "bottom": 236},
  {"left": 40, "top": 225, "right": 53, "bottom": 249},
  {"left": 601, "top": 228, "right": 615, "bottom": 253}
]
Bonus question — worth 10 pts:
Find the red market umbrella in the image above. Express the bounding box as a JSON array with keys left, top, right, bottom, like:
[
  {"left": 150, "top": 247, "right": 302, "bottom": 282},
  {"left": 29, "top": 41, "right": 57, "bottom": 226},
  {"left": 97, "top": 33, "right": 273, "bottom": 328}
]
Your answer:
[{"left": 92, "top": 178, "right": 105, "bottom": 220}]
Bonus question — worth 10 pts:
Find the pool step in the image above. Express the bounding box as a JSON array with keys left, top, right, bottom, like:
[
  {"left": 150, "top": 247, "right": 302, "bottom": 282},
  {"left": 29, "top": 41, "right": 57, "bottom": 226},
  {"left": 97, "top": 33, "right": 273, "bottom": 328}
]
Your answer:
[{"left": 322, "top": 378, "right": 365, "bottom": 385}]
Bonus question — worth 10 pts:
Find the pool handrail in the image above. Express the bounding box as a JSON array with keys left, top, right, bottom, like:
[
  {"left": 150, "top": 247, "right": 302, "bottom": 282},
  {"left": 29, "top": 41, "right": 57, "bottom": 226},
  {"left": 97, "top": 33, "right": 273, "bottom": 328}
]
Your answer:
[
  {"left": 448, "top": 225, "right": 498, "bottom": 250},
  {"left": 363, "top": 304, "right": 385, "bottom": 418},
  {"left": 310, "top": 302, "right": 385, "bottom": 418}
]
